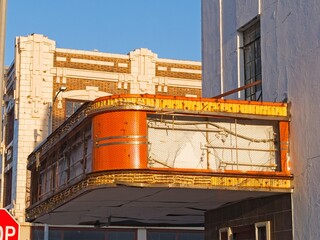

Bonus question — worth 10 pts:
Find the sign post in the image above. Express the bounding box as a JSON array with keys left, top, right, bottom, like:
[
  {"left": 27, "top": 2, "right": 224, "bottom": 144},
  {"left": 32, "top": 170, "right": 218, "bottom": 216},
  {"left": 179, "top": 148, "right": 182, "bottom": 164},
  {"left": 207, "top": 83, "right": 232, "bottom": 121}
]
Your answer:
[{"left": 0, "top": 209, "right": 20, "bottom": 240}]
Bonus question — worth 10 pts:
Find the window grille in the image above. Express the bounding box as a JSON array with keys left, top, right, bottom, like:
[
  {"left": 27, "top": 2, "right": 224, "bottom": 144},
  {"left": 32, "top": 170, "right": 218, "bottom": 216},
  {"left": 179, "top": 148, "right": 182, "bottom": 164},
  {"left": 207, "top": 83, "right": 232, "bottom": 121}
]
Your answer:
[{"left": 243, "top": 21, "right": 262, "bottom": 101}]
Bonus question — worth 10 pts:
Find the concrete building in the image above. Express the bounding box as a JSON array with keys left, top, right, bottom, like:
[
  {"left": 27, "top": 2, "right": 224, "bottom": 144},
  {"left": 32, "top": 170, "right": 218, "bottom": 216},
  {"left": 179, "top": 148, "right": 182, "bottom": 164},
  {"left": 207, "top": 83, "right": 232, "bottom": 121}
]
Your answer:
[
  {"left": 1, "top": 33, "right": 202, "bottom": 239},
  {"left": 202, "top": 0, "right": 320, "bottom": 239}
]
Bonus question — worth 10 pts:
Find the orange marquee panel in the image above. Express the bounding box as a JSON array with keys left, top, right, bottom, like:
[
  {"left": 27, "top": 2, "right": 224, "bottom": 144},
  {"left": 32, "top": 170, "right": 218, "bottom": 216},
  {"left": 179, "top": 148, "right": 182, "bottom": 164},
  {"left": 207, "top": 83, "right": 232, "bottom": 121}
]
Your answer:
[{"left": 92, "top": 111, "right": 148, "bottom": 171}]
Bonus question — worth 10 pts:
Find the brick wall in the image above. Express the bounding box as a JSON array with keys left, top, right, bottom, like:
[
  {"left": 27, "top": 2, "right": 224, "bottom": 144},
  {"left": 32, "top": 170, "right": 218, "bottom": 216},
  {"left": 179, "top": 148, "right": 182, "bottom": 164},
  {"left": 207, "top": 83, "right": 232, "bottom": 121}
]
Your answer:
[
  {"left": 51, "top": 50, "right": 202, "bottom": 130},
  {"left": 49, "top": 44, "right": 201, "bottom": 131},
  {"left": 52, "top": 78, "right": 130, "bottom": 130},
  {"left": 54, "top": 52, "right": 131, "bottom": 74},
  {"left": 156, "top": 62, "right": 202, "bottom": 80}
]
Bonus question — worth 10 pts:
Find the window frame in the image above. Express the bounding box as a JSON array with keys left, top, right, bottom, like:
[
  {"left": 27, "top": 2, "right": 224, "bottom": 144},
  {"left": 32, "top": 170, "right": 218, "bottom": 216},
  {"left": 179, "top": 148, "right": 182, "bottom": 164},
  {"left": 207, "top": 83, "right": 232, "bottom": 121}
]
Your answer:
[
  {"left": 238, "top": 17, "right": 262, "bottom": 101},
  {"left": 219, "top": 227, "right": 232, "bottom": 240},
  {"left": 5, "top": 107, "right": 14, "bottom": 146},
  {"left": 65, "top": 99, "right": 85, "bottom": 119},
  {"left": 219, "top": 222, "right": 270, "bottom": 240},
  {"left": 3, "top": 168, "right": 12, "bottom": 207},
  {"left": 255, "top": 221, "right": 271, "bottom": 240}
]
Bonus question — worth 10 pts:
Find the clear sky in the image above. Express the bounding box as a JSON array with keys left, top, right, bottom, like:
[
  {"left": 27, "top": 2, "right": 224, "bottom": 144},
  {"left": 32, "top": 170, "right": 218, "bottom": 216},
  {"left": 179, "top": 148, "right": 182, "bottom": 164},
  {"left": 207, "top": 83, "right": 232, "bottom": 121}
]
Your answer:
[{"left": 5, "top": 0, "right": 201, "bottom": 66}]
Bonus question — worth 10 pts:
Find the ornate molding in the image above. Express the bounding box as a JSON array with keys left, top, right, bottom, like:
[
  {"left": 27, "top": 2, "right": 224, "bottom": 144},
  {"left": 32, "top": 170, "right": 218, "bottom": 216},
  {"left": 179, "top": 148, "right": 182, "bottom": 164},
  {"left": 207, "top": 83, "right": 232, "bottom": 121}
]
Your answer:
[{"left": 26, "top": 170, "right": 293, "bottom": 222}]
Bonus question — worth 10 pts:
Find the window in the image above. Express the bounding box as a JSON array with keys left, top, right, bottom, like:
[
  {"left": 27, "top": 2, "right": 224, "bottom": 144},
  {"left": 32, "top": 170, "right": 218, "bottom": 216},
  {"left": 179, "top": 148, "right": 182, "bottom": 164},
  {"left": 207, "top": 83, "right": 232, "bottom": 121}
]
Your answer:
[
  {"left": 219, "top": 228, "right": 232, "bottom": 240},
  {"left": 147, "top": 230, "right": 204, "bottom": 240},
  {"left": 242, "top": 20, "right": 262, "bottom": 101},
  {"left": 219, "top": 223, "right": 270, "bottom": 240},
  {"left": 5, "top": 108, "right": 14, "bottom": 146},
  {"left": 231, "top": 225, "right": 255, "bottom": 240},
  {"left": 5, "top": 146, "right": 13, "bottom": 167},
  {"left": 65, "top": 100, "right": 84, "bottom": 118},
  {"left": 3, "top": 169, "right": 12, "bottom": 207},
  {"left": 255, "top": 222, "right": 270, "bottom": 240},
  {"left": 31, "top": 227, "right": 137, "bottom": 240}
]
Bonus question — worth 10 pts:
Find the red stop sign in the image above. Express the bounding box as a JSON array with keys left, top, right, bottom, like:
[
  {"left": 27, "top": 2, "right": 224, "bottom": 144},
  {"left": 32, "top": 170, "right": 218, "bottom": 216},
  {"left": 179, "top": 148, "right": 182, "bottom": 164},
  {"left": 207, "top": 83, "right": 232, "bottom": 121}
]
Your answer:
[{"left": 0, "top": 209, "right": 19, "bottom": 240}]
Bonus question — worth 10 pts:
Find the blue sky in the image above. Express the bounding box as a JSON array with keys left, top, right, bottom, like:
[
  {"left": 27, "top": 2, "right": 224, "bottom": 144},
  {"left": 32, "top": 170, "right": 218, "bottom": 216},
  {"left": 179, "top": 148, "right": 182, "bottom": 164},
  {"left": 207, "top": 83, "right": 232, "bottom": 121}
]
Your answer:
[{"left": 5, "top": 0, "right": 201, "bottom": 66}]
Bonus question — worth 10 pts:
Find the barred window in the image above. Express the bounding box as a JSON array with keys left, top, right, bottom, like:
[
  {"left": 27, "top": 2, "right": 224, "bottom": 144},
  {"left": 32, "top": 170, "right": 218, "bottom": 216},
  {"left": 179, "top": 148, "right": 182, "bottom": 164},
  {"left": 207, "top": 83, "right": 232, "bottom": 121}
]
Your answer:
[{"left": 243, "top": 20, "right": 262, "bottom": 101}]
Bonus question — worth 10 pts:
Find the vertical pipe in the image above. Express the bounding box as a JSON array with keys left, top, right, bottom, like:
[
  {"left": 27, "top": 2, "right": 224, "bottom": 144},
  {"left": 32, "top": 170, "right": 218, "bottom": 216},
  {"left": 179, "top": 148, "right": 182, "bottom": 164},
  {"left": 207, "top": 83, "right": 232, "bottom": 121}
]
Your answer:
[
  {"left": 44, "top": 224, "right": 49, "bottom": 240},
  {"left": 219, "top": 0, "right": 224, "bottom": 95},
  {"left": 0, "top": 0, "right": 7, "bottom": 207},
  {"left": 258, "top": 0, "right": 262, "bottom": 14},
  {"left": 0, "top": 0, "right": 7, "bottom": 139},
  {"left": 206, "top": 122, "right": 210, "bottom": 169},
  {"left": 237, "top": 32, "right": 244, "bottom": 99},
  {"left": 137, "top": 228, "right": 147, "bottom": 240},
  {"left": 235, "top": 119, "right": 238, "bottom": 170}
]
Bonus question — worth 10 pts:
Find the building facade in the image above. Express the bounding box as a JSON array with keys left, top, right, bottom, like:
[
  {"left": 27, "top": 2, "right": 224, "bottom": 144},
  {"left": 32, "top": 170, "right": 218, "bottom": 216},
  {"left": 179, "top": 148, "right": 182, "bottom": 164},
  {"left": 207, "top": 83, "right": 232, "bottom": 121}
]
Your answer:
[
  {"left": 202, "top": 0, "right": 320, "bottom": 239},
  {"left": 1, "top": 33, "right": 201, "bottom": 239},
  {"left": 25, "top": 93, "right": 292, "bottom": 240}
]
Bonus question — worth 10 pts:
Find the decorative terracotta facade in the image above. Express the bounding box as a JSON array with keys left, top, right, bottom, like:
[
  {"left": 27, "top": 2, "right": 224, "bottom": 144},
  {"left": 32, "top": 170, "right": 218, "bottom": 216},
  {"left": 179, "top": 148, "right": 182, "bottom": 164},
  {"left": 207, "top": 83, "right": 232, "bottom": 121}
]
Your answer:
[{"left": 1, "top": 34, "right": 202, "bottom": 239}]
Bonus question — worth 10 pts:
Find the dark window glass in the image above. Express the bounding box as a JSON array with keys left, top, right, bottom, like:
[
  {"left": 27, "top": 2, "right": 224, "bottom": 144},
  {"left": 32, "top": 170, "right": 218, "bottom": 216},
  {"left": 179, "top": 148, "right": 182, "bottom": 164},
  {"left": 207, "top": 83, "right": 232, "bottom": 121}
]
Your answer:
[
  {"left": 32, "top": 227, "right": 137, "bottom": 240},
  {"left": 64, "top": 230, "right": 105, "bottom": 240},
  {"left": 5, "top": 108, "right": 14, "bottom": 146},
  {"left": 48, "top": 230, "right": 63, "bottom": 240},
  {"left": 31, "top": 228, "right": 44, "bottom": 240},
  {"left": 243, "top": 21, "right": 262, "bottom": 101},
  {"left": 108, "top": 231, "right": 136, "bottom": 240},
  {"left": 3, "top": 169, "right": 12, "bottom": 207},
  {"left": 220, "top": 231, "right": 228, "bottom": 240},
  {"left": 180, "top": 232, "right": 204, "bottom": 240},
  {"left": 232, "top": 224, "right": 255, "bottom": 240},
  {"left": 257, "top": 226, "right": 267, "bottom": 240},
  {"left": 147, "top": 230, "right": 204, "bottom": 240},
  {"left": 148, "top": 232, "right": 175, "bottom": 240}
]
